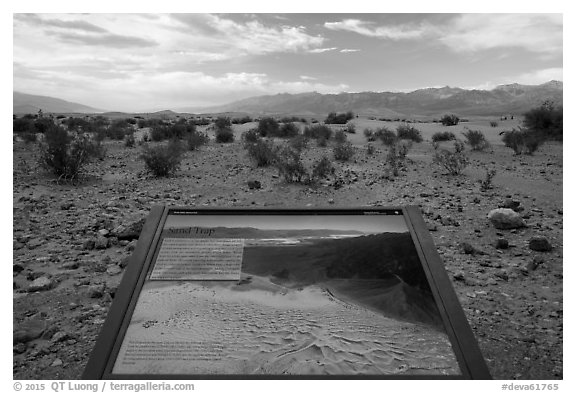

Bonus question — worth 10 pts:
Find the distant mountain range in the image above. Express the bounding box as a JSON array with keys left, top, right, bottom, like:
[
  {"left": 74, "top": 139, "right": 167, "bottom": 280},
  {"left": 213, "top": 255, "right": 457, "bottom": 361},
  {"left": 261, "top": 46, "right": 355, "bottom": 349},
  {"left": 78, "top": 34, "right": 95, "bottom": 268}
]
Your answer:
[
  {"left": 13, "top": 92, "right": 103, "bottom": 114},
  {"left": 162, "top": 227, "right": 366, "bottom": 239},
  {"left": 186, "top": 80, "right": 563, "bottom": 118},
  {"left": 14, "top": 80, "right": 562, "bottom": 118}
]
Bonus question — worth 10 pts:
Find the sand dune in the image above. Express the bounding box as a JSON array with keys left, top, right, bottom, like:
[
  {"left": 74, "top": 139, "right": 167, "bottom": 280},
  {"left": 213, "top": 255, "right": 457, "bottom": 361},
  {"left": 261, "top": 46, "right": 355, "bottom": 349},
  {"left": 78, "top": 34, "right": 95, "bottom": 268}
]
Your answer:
[{"left": 113, "top": 278, "right": 460, "bottom": 376}]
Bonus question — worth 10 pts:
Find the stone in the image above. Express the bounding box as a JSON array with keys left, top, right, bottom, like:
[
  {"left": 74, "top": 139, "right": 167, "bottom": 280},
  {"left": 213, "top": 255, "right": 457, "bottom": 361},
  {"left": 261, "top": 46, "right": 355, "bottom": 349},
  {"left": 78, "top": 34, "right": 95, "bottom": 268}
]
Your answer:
[
  {"left": 119, "top": 256, "right": 131, "bottom": 268},
  {"left": 487, "top": 208, "right": 526, "bottom": 230},
  {"left": 495, "top": 238, "right": 509, "bottom": 249},
  {"left": 62, "top": 261, "right": 79, "bottom": 270},
  {"left": 98, "top": 229, "right": 110, "bottom": 237},
  {"left": 460, "top": 242, "right": 483, "bottom": 255},
  {"left": 13, "top": 318, "right": 46, "bottom": 344},
  {"left": 13, "top": 264, "right": 24, "bottom": 274},
  {"left": 94, "top": 236, "right": 109, "bottom": 250},
  {"left": 529, "top": 236, "right": 553, "bottom": 252},
  {"left": 13, "top": 343, "right": 27, "bottom": 354},
  {"left": 116, "top": 218, "right": 145, "bottom": 241},
  {"left": 500, "top": 198, "right": 522, "bottom": 212},
  {"left": 106, "top": 265, "right": 122, "bottom": 276},
  {"left": 51, "top": 358, "right": 63, "bottom": 367},
  {"left": 28, "top": 276, "right": 54, "bottom": 292},
  {"left": 27, "top": 238, "right": 44, "bottom": 250},
  {"left": 51, "top": 331, "right": 70, "bottom": 343},
  {"left": 60, "top": 202, "right": 74, "bottom": 210},
  {"left": 247, "top": 180, "right": 262, "bottom": 190},
  {"left": 83, "top": 239, "right": 95, "bottom": 250},
  {"left": 87, "top": 284, "right": 105, "bottom": 298}
]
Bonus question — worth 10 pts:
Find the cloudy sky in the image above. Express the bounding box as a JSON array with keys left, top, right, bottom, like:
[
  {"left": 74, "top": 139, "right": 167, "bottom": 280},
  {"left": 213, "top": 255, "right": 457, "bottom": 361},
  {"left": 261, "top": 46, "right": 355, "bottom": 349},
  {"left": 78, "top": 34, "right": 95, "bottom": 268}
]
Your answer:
[{"left": 13, "top": 13, "right": 563, "bottom": 112}]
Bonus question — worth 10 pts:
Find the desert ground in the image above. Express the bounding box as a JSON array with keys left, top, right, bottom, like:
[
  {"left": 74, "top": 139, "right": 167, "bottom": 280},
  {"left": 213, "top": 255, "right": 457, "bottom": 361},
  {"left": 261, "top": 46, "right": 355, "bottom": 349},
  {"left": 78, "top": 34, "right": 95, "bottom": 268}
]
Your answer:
[{"left": 12, "top": 117, "right": 562, "bottom": 379}]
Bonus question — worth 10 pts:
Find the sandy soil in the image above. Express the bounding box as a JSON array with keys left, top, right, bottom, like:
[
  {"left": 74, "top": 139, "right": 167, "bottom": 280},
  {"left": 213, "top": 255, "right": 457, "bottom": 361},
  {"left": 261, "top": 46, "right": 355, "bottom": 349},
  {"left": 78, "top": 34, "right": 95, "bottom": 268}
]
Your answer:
[{"left": 12, "top": 119, "right": 562, "bottom": 379}]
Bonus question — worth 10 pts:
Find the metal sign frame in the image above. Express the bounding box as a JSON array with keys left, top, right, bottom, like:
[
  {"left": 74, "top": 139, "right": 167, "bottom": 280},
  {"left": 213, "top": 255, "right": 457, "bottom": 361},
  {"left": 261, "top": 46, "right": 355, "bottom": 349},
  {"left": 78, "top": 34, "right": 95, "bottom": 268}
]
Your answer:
[{"left": 83, "top": 205, "right": 491, "bottom": 380}]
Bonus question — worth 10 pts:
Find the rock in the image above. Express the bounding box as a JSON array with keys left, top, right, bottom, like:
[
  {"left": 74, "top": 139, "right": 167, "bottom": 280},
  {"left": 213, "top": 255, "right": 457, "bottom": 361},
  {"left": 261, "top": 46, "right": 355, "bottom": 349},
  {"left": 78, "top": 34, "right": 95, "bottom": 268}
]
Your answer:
[
  {"left": 60, "top": 202, "right": 74, "bottom": 210},
  {"left": 453, "top": 272, "right": 466, "bottom": 282},
  {"left": 13, "top": 343, "right": 27, "bottom": 354},
  {"left": 13, "top": 263, "right": 24, "bottom": 274},
  {"left": 116, "top": 219, "right": 145, "bottom": 241},
  {"left": 28, "top": 276, "right": 54, "bottom": 292},
  {"left": 328, "top": 198, "right": 335, "bottom": 204},
  {"left": 495, "top": 238, "right": 509, "bottom": 249},
  {"left": 13, "top": 318, "right": 46, "bottom": 344},
  {"left": 526, "top": 256, "right": 545, "bottom": 271},
  {"left": 119, "top": 256, "right": 131, "bottom": 268},
  {"left": 487, "top": 208, "right": 526, "bottom": 230},
  {"left": 126, "top": 240, "right": 137, "bottom": 251},
  {"left": 62, "top": 261, "right": 79, "bottom": 270},
  {"left": 51, "top": 358, "right": 63, "bottom": 367},
  {"left": 87, "top": 284, "right": 105, "bottom": 298},
  {"left": 94, "top": 236, "right": 109, "bottom": 250},
  {"left": 441, "top": 216, "right": 459, "bottom": 226},
  {"left": 106, "top": 265, "right": 122, "bottom": 276},
  {"left": 247, "top": 180, "right": 262, "bottom": 190},
  {"left": 27, "top": 238, "right": 44, "bottom": 250},
  {"left": 460, "top": 242, "right": 483, "bottom": 255},
  {"left": 98, "top": 229, "right": 110, "bottom": 237},
  {"left": 500, "top": 198, "right": 522, "bottom": 212},
  {"left": 83, "top": 239, "right": 95, "bottom": 250},
  {"left": 529, "top": 236, "right": 553, "bottom": 252},
  {"left": 51, "top": 331, "right": 70, "bottom": 343}
]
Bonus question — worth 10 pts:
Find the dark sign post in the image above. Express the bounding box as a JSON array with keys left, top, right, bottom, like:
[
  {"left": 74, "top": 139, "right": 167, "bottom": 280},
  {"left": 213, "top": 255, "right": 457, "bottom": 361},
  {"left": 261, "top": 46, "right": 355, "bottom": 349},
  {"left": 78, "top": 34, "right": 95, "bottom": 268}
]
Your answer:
[{"left": 83, "top": 205, "right": 491, "bottom": 379}]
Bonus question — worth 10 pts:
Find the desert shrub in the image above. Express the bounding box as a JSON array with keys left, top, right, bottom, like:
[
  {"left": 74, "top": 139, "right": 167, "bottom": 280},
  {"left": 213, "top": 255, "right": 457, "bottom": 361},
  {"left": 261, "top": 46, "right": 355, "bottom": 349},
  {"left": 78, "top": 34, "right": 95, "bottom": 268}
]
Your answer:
[
  {"left": 396, "top": 124, "right": 423, "bottom": 143},
  {"left": 21, "top": 132, "right": 38, "bottom": 144},
  {"left": 325, "top": 111, "right": 354, "bottom": 124},
  {"left": 242, "top": 129, "right": 261, "bottom": 144},
  {"left": 33, "top": 118, "right": 56, "bottom": 134},
  {"left": 215, "top": 127, "right": 235, "bottom": 143},
  {"left": 462, "top": 129, "right": 490, "bottom": 151},
  {"left": 231, "top": 116, "right": 253, "bottom": 124},
  {"left": 274, "top": 146, "right": 307, "bottom": 183},
  {"left": 334, "top": 130, "right": 348, "bottom": 144},
  {"left": 311, "top": 156, "right": 334, "bottom": 181},
  {"left": 317, "top": 137, "right": 328, "bottom": 147},
  {"left": 366, "top": 143, "right": 375, "bottom": 155},
  {"left": 433, "top": 140, "right": 469, "bottom": 175},
  {"left": 13, "top": 118, "right": 36, "bottom": 134},
  {"left": 345, "top": 123, "right": 356, "bottom": 134},
  {"left": 257, "top": 117, "right": 280, "bottom": 137},
  {"left": 139, "top": 138, "right": 184, "bottom": 177},
  {"left": 64, "top": 117, "right": 93, "bottom": 133},
  {"left": 289, "top": 134, "right": 309, "bottom": 152},
  {"left": 431, "top": 131, "right": 456, "bottom": 142},
  {"left": 247, "top": 139, "right": 277, "bottom": 167},
  {"left": 523, "top": 101, "right": 562, "bottom": 141},
  {"left": 480, "top": 169, "right": 497, "bottom": 191},
  {"left": 386, "top": 141, "right": 412, "bottom": 177},
  {"left": 304, "top": 124, "right": 332, "bottom": 140},
  {"left": 124, "top": 133, "right": 135, "bottom": 148},
  {"left": 39, "top": 126, "right": 105, "bottom": 181},
  {"left": 279, "top": 116, "right": 301, "bottom": 123},
  {"left": 501, "top": 128, "right": 542, "bottom": 155},
  {"left": 364, "top": 128, "right": 376, "bottom": 142},
  {"left": 490, "top": 121, "right": 499, "bottom": 128},
  {"left": 440, "top": 114, "right": 460, "bottom": 126},
  {"left": 214, "top": 116, "right": 232, "bottom": 130},
  {"left": 375, "top": 127, "right": 397, "bottom": 146},
  {"left": 186, "top": 131, "right": 209, "bottom": 151},
  {"left": 278, "top": 122, "right": 299, "bottom": 138},
  {"left": 333, "top": 141, "right": 354, "bottom": 161}
]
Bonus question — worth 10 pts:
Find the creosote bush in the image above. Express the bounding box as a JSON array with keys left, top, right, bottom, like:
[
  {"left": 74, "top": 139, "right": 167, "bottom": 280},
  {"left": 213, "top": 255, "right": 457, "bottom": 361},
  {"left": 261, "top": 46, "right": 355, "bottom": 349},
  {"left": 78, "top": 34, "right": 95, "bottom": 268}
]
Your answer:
[
  {"left": 490, "top": 121, "right": 499, "bottom": 128},
  {"left": 333, "top": 141, "right": 354, "bottom": 162},
  {"left": 364, "top": 128, "right": 376, "bottom": 142},
  {"left": 215, "top": 127, "right": 234, "bottom": 143},
  {"left": 431, "top": 131, "right": 456, "bottom": 143},
  {"left": 278, "top": 122, "right": 299, "bottom": 138},
  {"left": 440, "top": 114, "right": 460, "bottom": 126},
  {"left": 124, "top": 133, "right": 135, "bottom": 148},
  {"left": 257, "top": 117, "right": 280, "bottom": 137},
  {"left": 39, "top": 125, "right": 105, "bottom": 182},
  {"left": 289, "top": 134, "right": 309, "bottom": 152},
  {"left": 433, "top": 140, "right": 469, "bottom": 175},
  {"left": 140, "top": 139, "right": 185, "bottom": 177},
  {"left": 304, "top": 124, "right": 332, "bottom": 140},
  {"left": 386, "top": 140, "right": 412, "bottom": 176},
  {"left": 325, "top": 111, "right": 354, "bottom": 124},
  {"left": 480, "top": 169, "right": 497, "bottom": 191},
  {"left": 247, "top": 139, "right": 278, "bottom": 167},
  {"left": 334, "top": 130, "right": 347, "bottom": 144},
  {"left": 523, "top": 100, "right": 562, "bottom": 141},
  {"left": 462, "top": 129, "right": 490, "bottom": 151},
  {"left": 375, "top": 127, "right": 397, "bottom": 146},
  {"left": 186, "top": 131, "right": 209, "bottom": 151},
  {"left": 366, "top": 143, "right": 375, "bottom": 155},
  {"left": 311, "top": 156, "right": 334, "bottom": 180},
  {"left": 396, "top": 124, "right": 423, "bottom": 143},
  {"left": 501, "top": 128, "right": 542, "bottom": 155},
  {"left": 274, "top": 146, "right": 307, "bottom": 183}
]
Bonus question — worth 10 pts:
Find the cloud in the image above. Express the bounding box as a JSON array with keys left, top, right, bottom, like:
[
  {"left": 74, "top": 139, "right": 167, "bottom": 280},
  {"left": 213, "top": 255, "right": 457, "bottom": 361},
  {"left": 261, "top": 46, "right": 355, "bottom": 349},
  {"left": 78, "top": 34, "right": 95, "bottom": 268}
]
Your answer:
[
  {"left": 15, "top": 13, "right": 108, "bottom": 33},
  {"left": 299, "top": 75, "right": 317, "bottom": 80},
  {"left": 46, "top": 31, "right": 158, "bottom": 48},
  {"left": 170, "top": 14, "right": 325, "bottom": 56},
  {"left": 308, "top": 47, "right": 337, "bottom": 53},
  {"left": 340, "top": 49, "right": 360, "bottom": 53},
  {"left": 439, "top": 14, "right": 562, "bottom": 55},
  {"left": 325, "top": 19, "right": 429, "bottom": 40}
]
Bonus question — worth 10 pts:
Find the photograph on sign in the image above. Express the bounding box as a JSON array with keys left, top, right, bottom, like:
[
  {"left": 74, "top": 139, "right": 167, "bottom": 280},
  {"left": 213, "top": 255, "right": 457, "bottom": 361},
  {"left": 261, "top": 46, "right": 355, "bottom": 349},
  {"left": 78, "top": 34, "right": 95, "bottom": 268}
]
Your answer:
[{"left": 111, "top": 211, "right": 462, "bottom": 376}]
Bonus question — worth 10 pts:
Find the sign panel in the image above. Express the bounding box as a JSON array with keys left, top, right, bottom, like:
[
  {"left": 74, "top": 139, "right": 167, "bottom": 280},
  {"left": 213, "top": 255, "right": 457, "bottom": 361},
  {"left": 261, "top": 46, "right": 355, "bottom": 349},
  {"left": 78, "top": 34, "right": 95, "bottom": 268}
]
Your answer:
[{"left": 83, "top": 206, "right": 491, "bottom": 379}]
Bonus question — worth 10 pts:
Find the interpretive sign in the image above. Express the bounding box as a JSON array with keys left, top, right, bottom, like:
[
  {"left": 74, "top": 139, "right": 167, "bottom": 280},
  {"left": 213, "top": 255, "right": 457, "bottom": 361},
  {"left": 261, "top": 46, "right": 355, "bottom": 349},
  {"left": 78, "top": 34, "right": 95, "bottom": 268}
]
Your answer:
[{"left": 83, "top": 206, "right": 491, "bottom": 379}]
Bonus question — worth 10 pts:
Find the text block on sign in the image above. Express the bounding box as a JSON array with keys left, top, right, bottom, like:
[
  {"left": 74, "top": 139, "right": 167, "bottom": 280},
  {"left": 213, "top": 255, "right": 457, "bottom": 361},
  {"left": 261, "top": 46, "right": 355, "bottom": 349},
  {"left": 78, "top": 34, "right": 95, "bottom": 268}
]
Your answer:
[{"left": 150, "top": 238, "right": 244, "bottom": 280}]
